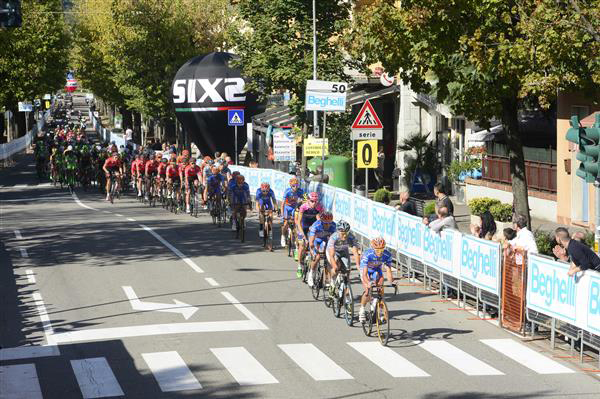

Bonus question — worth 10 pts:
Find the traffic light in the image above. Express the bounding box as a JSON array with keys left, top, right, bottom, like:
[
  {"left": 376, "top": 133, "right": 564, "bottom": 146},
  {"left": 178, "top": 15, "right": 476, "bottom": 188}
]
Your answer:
[
  {"left": 566, "top": 114, "right": 600, "bottom": 183},
  {"left": 0, "top": 1, "right": 22, "bottom": 28}
]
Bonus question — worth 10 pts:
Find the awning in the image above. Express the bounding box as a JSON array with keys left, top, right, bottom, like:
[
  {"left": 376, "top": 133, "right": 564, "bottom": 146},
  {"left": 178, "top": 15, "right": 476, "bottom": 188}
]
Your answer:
[
  {"left": 468, "top": 124, "right": 504, "bottom": 142},
  {"left": 252, "top": 85, "right": 400, "bottom": 132}
]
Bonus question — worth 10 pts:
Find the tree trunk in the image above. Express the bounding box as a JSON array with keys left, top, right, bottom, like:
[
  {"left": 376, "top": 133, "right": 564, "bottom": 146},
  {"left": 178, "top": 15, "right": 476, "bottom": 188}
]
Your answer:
[{"left": 502, "top": 97, "right": 531, "bottom": 228}]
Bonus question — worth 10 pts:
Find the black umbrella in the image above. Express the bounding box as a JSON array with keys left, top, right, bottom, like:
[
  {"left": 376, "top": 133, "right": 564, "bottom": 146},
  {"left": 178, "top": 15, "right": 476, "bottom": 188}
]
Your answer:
[{"left": 171, "top": 52, "right": 265, "bottom": 157}]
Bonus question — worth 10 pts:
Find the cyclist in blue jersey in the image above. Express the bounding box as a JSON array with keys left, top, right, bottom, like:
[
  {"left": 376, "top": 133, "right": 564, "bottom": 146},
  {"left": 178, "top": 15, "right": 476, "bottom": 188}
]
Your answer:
[
  {"left": 230, "top": 174, "right": 251, "bottom": 231},
  {"left": 256, "top": 182, "right": 277, "bottom": 238},
  {"left": 359, "top": 237, "right": 395, "bottom": 323},
  {"left": 307, "top": 211, "right": 336, "bottom": 287},
  {"left": 326, "top": 220, "right": 361, "bottom": 283},
  {"left": 204, "top": 166, "right": 225, "bottom": 206},
  {"left": 280, "top": 177, "right": 304, "bottom": 247}
]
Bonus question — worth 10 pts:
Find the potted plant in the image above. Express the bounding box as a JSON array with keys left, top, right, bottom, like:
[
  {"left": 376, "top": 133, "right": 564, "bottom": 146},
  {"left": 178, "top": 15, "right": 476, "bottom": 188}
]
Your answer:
[{"left": 374, "top": 188, "right": 391, "bottom": 205}]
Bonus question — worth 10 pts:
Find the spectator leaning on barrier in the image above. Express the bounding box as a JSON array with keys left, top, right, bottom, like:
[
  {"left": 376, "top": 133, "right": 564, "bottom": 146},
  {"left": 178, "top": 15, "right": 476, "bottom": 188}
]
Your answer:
[
  {"left": 434, "top": 183, "right": 454, "bottom": 216},
  {"left": 511, "top": 214, "right": 538, "bottom": 254},
  {"left": 425, "top": 206, "right": 457, "bottom": 233},
  {"left": 470, "top": 210, "right": 497, "bottom": 240},
  {"left": 553, "top": 227, "right": 600, "bottom": 276},
  {"left": 396, "top": 191, "right": 417, "bottom": 216}
]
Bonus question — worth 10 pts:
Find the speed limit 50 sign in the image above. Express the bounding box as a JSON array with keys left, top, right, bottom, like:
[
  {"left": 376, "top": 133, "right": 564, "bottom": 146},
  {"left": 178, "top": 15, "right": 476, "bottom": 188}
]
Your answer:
[{"left": 357, "top": 140, "right": 378, "bottom": 168}]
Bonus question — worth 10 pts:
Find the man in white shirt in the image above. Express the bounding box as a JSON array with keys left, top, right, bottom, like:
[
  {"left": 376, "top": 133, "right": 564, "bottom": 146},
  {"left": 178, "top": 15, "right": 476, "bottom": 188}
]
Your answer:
[{"left": 511, "top": 214, "right": 538, "bottom": 254}]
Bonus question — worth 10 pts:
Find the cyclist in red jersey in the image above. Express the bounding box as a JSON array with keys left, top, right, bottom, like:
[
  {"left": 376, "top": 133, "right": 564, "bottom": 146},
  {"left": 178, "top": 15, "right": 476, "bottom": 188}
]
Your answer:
[
  {"left": 102, "top": 152, "right": 123, "bottom": 201},
  {"left": 136, "top": 154, "right": 147, "bottom": 197},
  {"left": 157, "top": 157, "right": 168, "bottom": 198},
  {"left": 184, "top": 157, "right": 201, "bottom": 213},
  {"left": 144, "top": 155, "right": 159, "bottom": 201}
]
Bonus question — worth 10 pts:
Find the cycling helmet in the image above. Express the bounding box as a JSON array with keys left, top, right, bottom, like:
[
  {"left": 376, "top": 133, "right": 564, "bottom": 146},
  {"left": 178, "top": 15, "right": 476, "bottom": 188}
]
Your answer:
[
  {"left": 309, "top": 192, "right": 319, "bottom": 202},
  {"left": 66, "top": 145, "right": 73, "bottom": 151},
  {"left": 208, "top": 160, "right": 214, "bottom": 166},
  {"left": 161, "top": 157, "right": 167, "bottom": 163},
  {"left": 370, "top": 237, "right": 386, "bottom": 250},
  {"left": 236, "top": 175, "right": 245, "bottom": 183},
  {"left": 320, "top": 211, "right": 333, "bottom": 222},
  {"left": 336, "top": 220, "right": 351, "bottom": 233},
  {"left": 260, "top": 182, "right": 270, "bottom": 190},
  {"left": 289, "top": 177, "right": 299, "bottom": 186}
]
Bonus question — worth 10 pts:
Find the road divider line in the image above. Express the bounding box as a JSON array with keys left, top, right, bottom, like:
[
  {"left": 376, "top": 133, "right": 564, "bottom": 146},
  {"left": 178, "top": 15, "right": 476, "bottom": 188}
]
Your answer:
[
  {"left": 25, "top": 270, "right": 35, "bottom": 283},
  {"left": 348, "top": 342, "right": 430, "bottom": 378},
  {"left": 417, "top": 340, "right": 504, "bottom": 376},
  {"left": 278, "top": 343, "right": 353, "bottom": 381},
  {"left": 71, "top": 192, "right": 98, "bottom": 211},
  {"left": 0, "top": 364, "right": 43, "bottom": 399},
  {"left": 32, "top": 292, "right": 56, "bottom": 346},
  {"left": 205, "top": 277, "right": 219, "bottom": 286},
  {"left": 102, "top": 210, "right": 111, "bottom": 214},
  {"left": 1, "top": 196, "right": 70, "bottom": 202},
  {"left": 71, "top": 357, "right": 124, "bottom": 398},
  {"left": 0, "top": 345, "right": 60, "bottom": 362},
  {"left": 481, "top": 339, "right": 575, "bottom": 374},
  {"left": 139, "top": 224, "right": 204, "bottom": 273},
  {"left": 142, "top": 351, "right": 203, "bottom": 392},
  {"left": 221, "top": 291, "right": 268, "bottom": 329},
  {"left": 115, "top": 213, "right": 123, "bottom": 217},
  {"left": 211, "top": 347, "right": 278, "bottom": 385}
]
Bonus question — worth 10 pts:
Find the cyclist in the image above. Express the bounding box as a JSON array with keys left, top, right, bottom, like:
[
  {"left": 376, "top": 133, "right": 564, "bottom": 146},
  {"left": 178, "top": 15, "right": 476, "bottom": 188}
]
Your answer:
[
  {"left": 63, "top": 145, "right": 78, "bottom": 188},
  {"left": 166, "top": 159, "right": 181, "bottom": 206},
  {"left": 359, "top": 237, "right": 395, "bottom": 323},
  {"left": 296, "top": 192, "right": 324, "bottom": 277},
  {"left": 230, "top": 174, "right": 251, "bottom": 231},
  {"left": 135, "top": 153, "right": 147, "bottom": 198},
  {"left": 157, "top": 157, "right": 168, "bottom": 199},
  {"left": 326, "top": 220, "right": 361, "bottom": 289},
  {"left": 130, "top": 155, "right": 141, "bottom": 194},
  {"left": 205, "top": 166, "right": 225, "bottom": 209},
  {"left": 307, "top": 211, "right": 336, "bottom": 287},
  {"left": 255, "top": 182, "right": 277, "bottom": 238},
  {"left": 184, "top": 157, "right": 201, "bottom": 213},
  {"left": 218, "top": 159, "right": 232, "bottom": 181},
  {"left": 280, "top": 177, "right": 304, "bottom": 248},
  {"left": 103, "top": 152, "right": 123, "bottom": 201},
  {"left": 144, "top": 153, "right": 159, "bottom": 201}
]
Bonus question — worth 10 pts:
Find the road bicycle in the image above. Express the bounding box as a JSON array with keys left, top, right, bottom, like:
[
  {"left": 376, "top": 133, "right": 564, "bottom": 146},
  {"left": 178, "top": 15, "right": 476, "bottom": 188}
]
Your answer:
[
  {"left": 260, "top": 205, "right": 273, "bottom": 252},
  {"left": 208, "top": 192, "right": 224, "bottom": 227},
  {"left": 310, "top": 248, "right": 330, "bottom": 302},
  {"left": 361, "top": 284, "right": 391, "bottom": 346},
  {"left": 284, "top": 216, "right": 297, "bottom": 258},
  {"left": 331, "top": 257, "right": 354, "bottom": 326},
  {"left": 232, "top": 204, "right": 248, "bottom": 243}
]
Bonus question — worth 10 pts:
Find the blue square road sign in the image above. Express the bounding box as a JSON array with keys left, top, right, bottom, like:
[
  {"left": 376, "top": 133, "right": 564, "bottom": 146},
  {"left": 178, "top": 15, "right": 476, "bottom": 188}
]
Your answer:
[{"left": 227, "top": 109, "right": 245, "bottom": 126}]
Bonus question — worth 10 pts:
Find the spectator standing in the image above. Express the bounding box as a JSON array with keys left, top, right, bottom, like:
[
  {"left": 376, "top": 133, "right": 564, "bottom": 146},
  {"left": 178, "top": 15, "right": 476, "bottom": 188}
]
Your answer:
[
  {"left": 396, "top": 192, "right": 417, "bottom": 216},
  {"left": 425, "top": 207, "right": 457, "bottom": 233},
  {"left": 434, "top": 183, "right": 454, "bottom": 215},
  {"left": 553, "top": 227, "right": 600, "bottom": 276},
  {"left": 511, "top": 214, "right": 538, "bottom": 254},
  {"left": 125, "top": 127, "right": 133, "bottom": 143}
]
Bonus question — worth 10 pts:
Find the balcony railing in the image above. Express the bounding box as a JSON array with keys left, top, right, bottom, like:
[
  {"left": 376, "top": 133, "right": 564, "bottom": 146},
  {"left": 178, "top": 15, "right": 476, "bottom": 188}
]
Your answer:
[{"left": 482, "top": 154, "right": 557, "bottom": 193}]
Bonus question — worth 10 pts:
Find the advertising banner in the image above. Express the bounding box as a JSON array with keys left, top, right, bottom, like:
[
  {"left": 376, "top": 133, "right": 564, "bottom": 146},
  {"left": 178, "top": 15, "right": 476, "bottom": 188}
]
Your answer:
[
  {"left": 423, "top": 228, "right": 461, "bottom": 277},
  {"left": 459, "top": 235, "right": 501, "bottom": 295},
  {"left": 396, "top": 212, "right": 424, "bottom": 261},
  {"left": 370, "top": 202, "right": 397, "bottom": 249}
]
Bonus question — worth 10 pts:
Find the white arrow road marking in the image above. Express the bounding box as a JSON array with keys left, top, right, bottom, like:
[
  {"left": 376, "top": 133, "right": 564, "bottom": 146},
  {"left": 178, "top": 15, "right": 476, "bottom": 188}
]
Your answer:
[{"left": 122, "top": 286, "right": 198, "bottom": 320}]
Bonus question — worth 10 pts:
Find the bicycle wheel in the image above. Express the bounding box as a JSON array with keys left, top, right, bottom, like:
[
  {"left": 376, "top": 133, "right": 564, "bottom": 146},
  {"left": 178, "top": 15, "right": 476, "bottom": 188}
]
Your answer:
[
  {"left": 376, "top": 300, "right": 390, "bottom": 346},
  {"left": 267, "top": 220, "right": 273, "bottom": 252},
  {"left": 240, "top": 217, "right": 245, "bottom": 243},
  {"left": 333, "top": 281, "right": 342, "bottom": 318},
  {"left": 343, "top": 282, "right": 354, "bottom": 326},
  {"left": 193, "top": 192, "right": 199, "bottom": 217},
  {"left": 311, "top": 265, "right": 322, "bottom": 301},
  {"left": 361, "top": 306, "right": 373, "bottom": 336}
]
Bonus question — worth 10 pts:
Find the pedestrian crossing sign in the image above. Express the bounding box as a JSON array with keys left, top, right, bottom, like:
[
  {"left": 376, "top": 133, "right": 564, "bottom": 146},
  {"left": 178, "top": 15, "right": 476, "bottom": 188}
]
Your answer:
[
  {"left": 351, "top": 100, "right": 383, "bottom": 129},
  {"left": 228, "top": 109, "right": 244, "bottom": 126}
]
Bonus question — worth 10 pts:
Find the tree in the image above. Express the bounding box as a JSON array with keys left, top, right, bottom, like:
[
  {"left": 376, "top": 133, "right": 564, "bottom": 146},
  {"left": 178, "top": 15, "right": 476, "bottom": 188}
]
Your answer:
[
  {"left": 350, "top": 0, "right": 600, "bottom": 226},
  {"left": 228, "top": 0, "right": 351, "bottom": 144},
  {"left": 0, "top": 0, "right": 69, "bottom": 119}
]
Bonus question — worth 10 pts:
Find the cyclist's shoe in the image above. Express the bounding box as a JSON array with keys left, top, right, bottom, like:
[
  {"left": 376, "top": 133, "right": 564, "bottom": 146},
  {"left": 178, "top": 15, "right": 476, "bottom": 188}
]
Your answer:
[
  {"left": 105, "top": 194, "right": 110, "bottom": 201},
  {"left": 280, "top": 235, "right": 286, "bottom": 247},
  {"left": 259, "top": 229, "right": 264, "bottom": 238},
  {"left": 138, "top": 192, "right": 142, "bottom": 197},
  {"left": 186, "top": 206, "right": 191, "bottom": 214},
  {"left": 296, "top": 265, "right": 303, "bottom": 278},
  {"left": 328, "top": 284, "right": 335, "bottom": 297},
  {"left": 307, "top": 270, "right": 314, "bottom": 287},
  {"left": 359, "top": 307, "right": 366, "bottom": 323}
]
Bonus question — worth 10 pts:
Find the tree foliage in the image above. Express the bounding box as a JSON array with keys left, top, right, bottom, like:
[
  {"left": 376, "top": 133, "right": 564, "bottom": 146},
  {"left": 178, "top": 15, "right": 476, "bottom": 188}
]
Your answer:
[
  {"left": 0, "top": 0, "right": 70, "bottom": 109},
  {"left": 350, "top": 0, "right": 600, "bottom": 225}
]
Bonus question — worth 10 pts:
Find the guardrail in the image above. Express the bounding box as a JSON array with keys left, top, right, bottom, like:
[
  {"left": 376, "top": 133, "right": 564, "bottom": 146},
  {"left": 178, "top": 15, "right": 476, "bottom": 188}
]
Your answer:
[
  {"left": 0, "top": 111, "right": 48, "bottom": 160},
  {"left": 88, "top": 110, "right": 134, "bottom": 150},
  {"left": 230, "top": 164, "right": 600, "bottom": 365}
]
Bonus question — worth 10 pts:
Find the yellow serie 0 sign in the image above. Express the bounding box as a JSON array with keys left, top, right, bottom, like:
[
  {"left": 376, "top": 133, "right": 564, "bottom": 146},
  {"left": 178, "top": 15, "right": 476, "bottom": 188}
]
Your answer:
[{"left": 357, "top": 140, "right": 377, "bottom": 168}]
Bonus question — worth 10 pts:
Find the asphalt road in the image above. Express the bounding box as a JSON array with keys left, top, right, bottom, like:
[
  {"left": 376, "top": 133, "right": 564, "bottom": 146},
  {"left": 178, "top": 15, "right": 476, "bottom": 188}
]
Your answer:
[{"left": 1, "top": 110, "right": 599, "bottom": 399}]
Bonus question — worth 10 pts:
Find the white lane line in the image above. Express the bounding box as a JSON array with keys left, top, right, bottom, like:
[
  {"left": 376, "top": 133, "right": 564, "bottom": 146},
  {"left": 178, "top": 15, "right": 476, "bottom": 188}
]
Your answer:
[
  {"left": 126, "top": 218, "right": 136, "bottom": 222},
  {"left": 481, "top": 339, "right": 575, "bottom": 374},
  {"left": 348, "top": 342, "right": 429, "bottom": 377},
  {"left": 14, "top": 230, "right": 23, "bottom": 240},
  {"left": 418, "top": 340, "right": 504, "bottom": 376},
  {"left": 102, "top": 211, "right": 111, "bottom": 214},
  {"left": 142, "top": 351, "right": 202, "bottom": 392},
  {"left": 1, "top": 196, "right": 69, "bottom": 202},
  {"left": 115, "top": 213, "right": 123, "bottom": 217},
  {"left": 19, "top": 248, "right": 28, "bottom": 258},
  {"left": 205, "top": 277, "right": 219, "bottom": 286},
  {"left": 140, "top": 224, "right": 204, "bottom": 273},
  {"left": 49, "top": 292, "right": 268, "bottom": 343},
  {"left": 0, "top": 345, "right": 60, "bottom": 361},
  {"left": 71, "top": 357, "right": 124, "bottom": 398},
  {"left": 71, "top": 192, "right": 98, "bottom": 211},
  {"left": 0, "top": 364, "right": 43, "bottom": 399},
  {"left": 211, "top": 347, "right": 278, "bottom": 386},
  {"left": 25, "top": 270, "right": 36, "bottom": 284},
  {"left": 278, "top": 344, "right": 353, "bottom": 381},
  {"left": 32, "top": 292, "right": 56, "bottom": 346},
  {"left": 14, "top": 184, "right": 27, "bottom": 188}
]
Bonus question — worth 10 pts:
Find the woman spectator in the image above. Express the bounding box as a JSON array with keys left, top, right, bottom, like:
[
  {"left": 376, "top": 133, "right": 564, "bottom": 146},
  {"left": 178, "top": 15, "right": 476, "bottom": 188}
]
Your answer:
[{"left": 470, "top": 210, "right": 497, "bottom": 240}]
